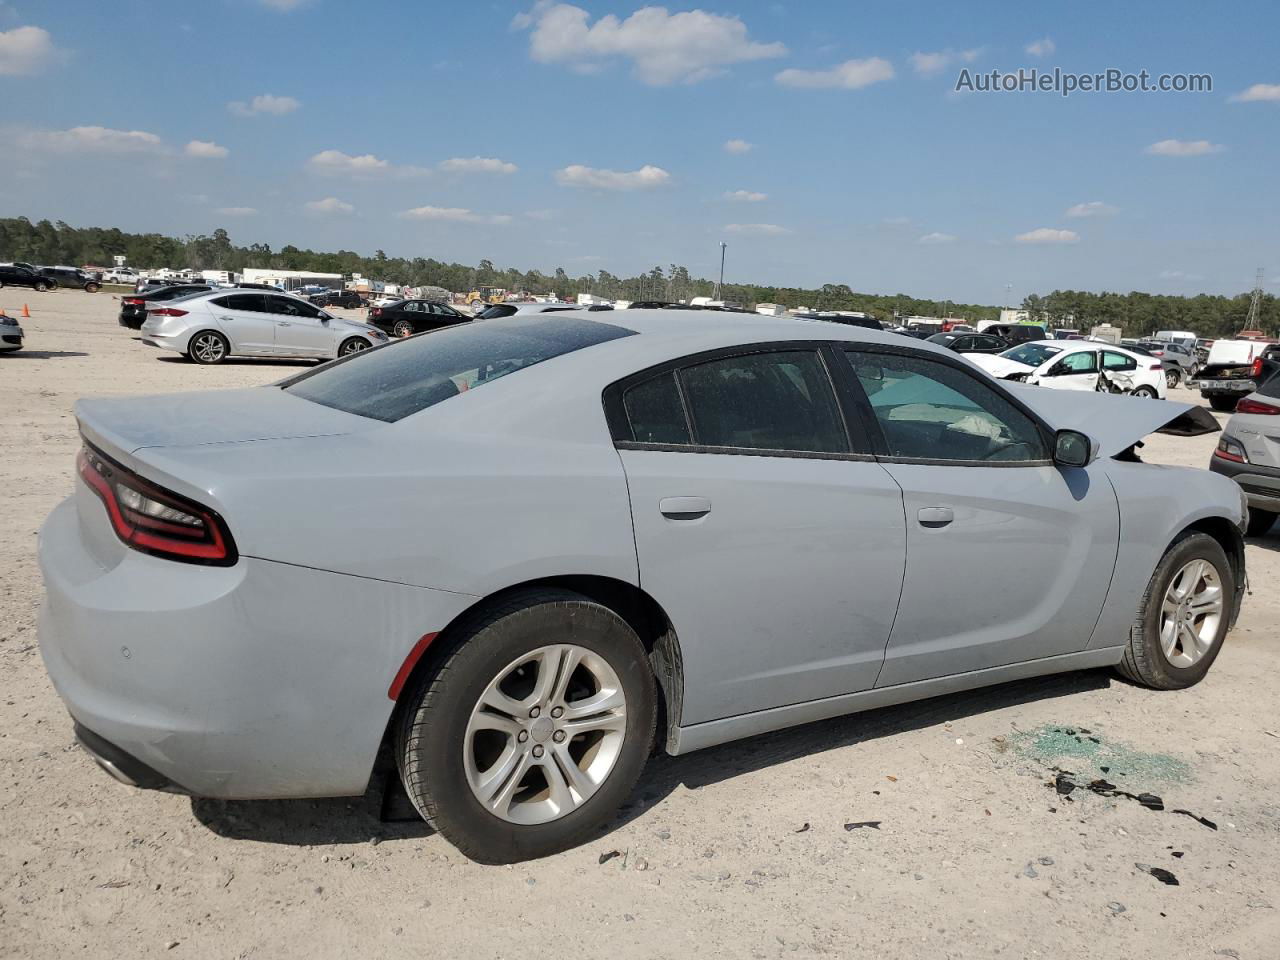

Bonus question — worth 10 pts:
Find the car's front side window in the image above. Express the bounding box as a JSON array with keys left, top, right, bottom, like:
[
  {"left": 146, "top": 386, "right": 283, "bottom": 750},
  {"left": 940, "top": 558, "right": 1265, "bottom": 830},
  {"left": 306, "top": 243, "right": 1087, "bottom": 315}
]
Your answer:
[
  {"left": 1051, "top": 351, "right": 1099, "bottom": 375},
  {"left": 845, "top": 350, "right": 1048, "bottom": 464},
  {"left": 677, "top": 350, "right": 849, "bottom": 454}
]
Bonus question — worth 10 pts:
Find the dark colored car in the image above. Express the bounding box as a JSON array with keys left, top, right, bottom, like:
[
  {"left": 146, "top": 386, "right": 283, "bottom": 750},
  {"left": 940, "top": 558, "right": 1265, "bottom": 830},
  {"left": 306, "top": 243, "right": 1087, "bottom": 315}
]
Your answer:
[
  {"left": 983, "top": 323, "right": 1047, "bottom": 345},
  {"left": 0, "top": 263, "right": 54, "bottom": 291},
  {"left": 308, "top": 289, "right": 365, "bottom": 309},
  {"left": 39, "top": 266, "right": 102, "bottom": 292},
  {"left": 926, "top": 331, "right": 1010, "bottom": 354},
  {"left": 367, "top": 299, "right": 471, "bottom": 337},
  {"left": 795, "top": 312, "right": 882, "bottom": 331},
  {"left": 118, "top": 284, "right": 212, "bottom": 329}
]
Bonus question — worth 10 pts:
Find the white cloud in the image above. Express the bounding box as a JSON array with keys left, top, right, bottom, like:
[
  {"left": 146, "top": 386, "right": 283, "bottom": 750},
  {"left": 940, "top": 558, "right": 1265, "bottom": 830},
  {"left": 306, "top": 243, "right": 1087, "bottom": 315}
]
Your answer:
[
  {"left": 215, "top": 207, "right": 257, "bottom": 216},
  {"left": 185, "top": 139, "right": 228, "bottom": 159},
  {"left": 723, "top": 138, "right": 753, "bottom": 154},
  {"left": 398, "top": 205, "right": 512, "bottom": 225},
  {"left": 724, "top": 222, "right": 791, "bottom": 236},
  {"left": 1015, "top": 227, "right": 1080, "bottom": 245},
  {"left": 1144, "top": 138, "right": 1224, "bottom": 157},
  {"left": 308, "top": 149, "right": 388, "bottom": 174},
  {"left": 305, "top": 197, "right": 354, "bottom": 215},
  {"left": 228, "top": 93, "right": 300, "bottom": 116},
  {"left": 918, "top": 232, "right": 956, "bottom": 245},
  {"left": 1230, "top": 83, "right": 1280, "bottom": 103},
  {"left": 909, "top": 48, "right": 982, "bottom": 76},
  {"left": 1025, "top": 37, "right": 1055, "bottom": 57},
  {"left": 775, "top": 57, "right": 894, "bottom": 90},
  {"left": 20, "top": 126, "right": 165, "bottom": 154},
  {"left": 555, "top": 163, "right": 670, "bottom": 190},
  {"left": 724, "top": 189, "right": 767, "bottom": 202},
  {"left": 260, "top": 0, "right": 307, "bottom": 8},
  {"left": 514, "top": 3, "right": 786, "bottom": 85},
  {"left": 438, "top": 156, "right": 518, "bottom": 175},
  {"left": 0, "top": 25, "right": 59, "bottom": 75},
  {"left": 1065, "top": 200, "right": 1118, "bottom": 218}
]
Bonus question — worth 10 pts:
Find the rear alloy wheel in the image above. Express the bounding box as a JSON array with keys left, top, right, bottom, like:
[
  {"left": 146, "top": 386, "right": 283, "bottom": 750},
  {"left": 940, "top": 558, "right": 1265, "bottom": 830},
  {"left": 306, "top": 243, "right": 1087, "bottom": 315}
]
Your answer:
[
  {"left": 188, "top": 330, "right": 229, "bottom": 365},
  {"left": 396, "top": 589, "right": 656, "bottom": 863},
  {"left": 1247, "top": 509, "right": 1276, "bottom": 538},
  {"left": 338, "top": 337, "right": 370, "bottom": 357},
  {"left": 392, "top": 320, "right": 415, "bottom": 338},
  {"left": 1118, "top": 532, "right": 1234, "bottom": 689},
  {"left": 1165, "top": 368, "right": 1181, "bottom": 389},
  {"left": 1131, "top": 385, "right": 1158, "bottom": 398}
]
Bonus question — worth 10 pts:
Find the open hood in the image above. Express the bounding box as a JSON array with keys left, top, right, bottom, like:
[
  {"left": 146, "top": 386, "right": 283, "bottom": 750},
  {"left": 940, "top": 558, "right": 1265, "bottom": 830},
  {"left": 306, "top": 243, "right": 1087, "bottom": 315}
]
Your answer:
[{"left": 1003, "top": 383, "right": 1220, "bottom": 458}]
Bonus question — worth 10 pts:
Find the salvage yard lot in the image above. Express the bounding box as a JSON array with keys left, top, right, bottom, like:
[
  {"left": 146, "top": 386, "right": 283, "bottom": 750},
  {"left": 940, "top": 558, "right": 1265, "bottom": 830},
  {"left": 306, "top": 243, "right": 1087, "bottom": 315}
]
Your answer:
[{"left": 2, "top": 291, "right": 1279, "bottom": 959}]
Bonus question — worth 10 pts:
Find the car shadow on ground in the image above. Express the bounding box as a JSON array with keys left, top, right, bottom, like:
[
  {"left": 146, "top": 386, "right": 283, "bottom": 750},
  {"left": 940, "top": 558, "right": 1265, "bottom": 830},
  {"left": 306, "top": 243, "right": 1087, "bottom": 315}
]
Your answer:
[
  {"left": 2, "top": 350, "right": 90, "bottom": 359},
  {"left": 155, "top": 355, "right": 319, "bottom": 368},
  {"left": 190, "top": 668, "right": 1112, "bottom": 849}
]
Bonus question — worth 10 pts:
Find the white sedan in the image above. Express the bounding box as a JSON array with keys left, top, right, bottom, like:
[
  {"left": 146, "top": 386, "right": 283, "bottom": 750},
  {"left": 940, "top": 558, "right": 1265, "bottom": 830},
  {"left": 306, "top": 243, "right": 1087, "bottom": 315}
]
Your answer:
[
  {"left": 967, "top": 341, "right": 1167, "bottom": 398},
  {"left": 140, "top": 289, "right": 388, "bottom": 364}
]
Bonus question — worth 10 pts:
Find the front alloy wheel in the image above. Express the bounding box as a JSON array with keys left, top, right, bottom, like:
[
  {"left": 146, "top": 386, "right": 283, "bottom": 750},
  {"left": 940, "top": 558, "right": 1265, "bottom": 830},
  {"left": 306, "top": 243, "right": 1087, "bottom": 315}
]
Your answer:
[{"left": 338, "top": 337, "right": 370, "bottom": 356}]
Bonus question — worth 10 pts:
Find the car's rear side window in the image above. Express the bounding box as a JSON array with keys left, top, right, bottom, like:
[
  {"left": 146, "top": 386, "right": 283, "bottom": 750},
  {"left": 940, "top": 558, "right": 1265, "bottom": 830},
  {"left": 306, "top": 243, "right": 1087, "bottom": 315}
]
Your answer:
[
  {"left": 283, "top": 316, "right": 635, "bottom": 422},
  {"left": 678, "top": 350, "right": 848, "bottom": 454},
  {"left": 622, "top": 374, "right": 691, "bottom": 444}
]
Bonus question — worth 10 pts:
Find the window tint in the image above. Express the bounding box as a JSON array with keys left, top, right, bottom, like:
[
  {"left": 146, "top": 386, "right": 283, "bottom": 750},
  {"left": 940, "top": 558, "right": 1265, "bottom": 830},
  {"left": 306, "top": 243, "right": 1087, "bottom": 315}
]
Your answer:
[
  {"left": 477, "top": 304, "right": 517, "bottom": 319},
  {"left": 678, "top": 350, "right": 848, "bottom": 454},
  {"left": 846, "top": 350, "right": 1047, "bottom": 463},
  {"left": 623, "top": 374, "right": 691, "bottom": 444},
  {"left": 214, "top": 293, "right": 265, "bottom": 312},
  {"left": 1053, "top": 351, "right": 1099, "bottom": 374},
  {"left": 1103, "top": 351, "right": 1137, "bottom": 371},
  {"left": 951, "top": 336, "right": 975, "bottom": 351},
  {"left": 976, "top": 336, "right": 1004, "bottom": 350},
  {"left": 284, "top": 316, "right": 634, "bottom": 422}
]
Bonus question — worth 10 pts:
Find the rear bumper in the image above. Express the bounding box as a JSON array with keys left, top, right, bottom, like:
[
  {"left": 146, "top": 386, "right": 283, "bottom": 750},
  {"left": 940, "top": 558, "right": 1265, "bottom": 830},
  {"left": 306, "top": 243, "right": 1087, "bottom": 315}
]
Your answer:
[
  {"left": 38, "top": 496, "right": 476, "bottom": 799},
  {"left": 1209, "top": 454, "right": 1280, "bottom": 512},
  {"left": 118, "top": 309, "right": 144, "bottom": 329}
]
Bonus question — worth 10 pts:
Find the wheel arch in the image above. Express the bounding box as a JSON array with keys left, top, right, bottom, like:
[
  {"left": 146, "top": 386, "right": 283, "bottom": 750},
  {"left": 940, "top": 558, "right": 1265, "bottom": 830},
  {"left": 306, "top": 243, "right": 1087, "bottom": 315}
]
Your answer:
[{"left": 381, "top": 574, "right": 686, "bottom": 758}]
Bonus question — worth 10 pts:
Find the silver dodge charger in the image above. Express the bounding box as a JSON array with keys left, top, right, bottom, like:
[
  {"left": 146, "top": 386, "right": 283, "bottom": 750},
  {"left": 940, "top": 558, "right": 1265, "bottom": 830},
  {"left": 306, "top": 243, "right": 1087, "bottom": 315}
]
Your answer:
[{"left": 38, "top": 310, "right": 1246, "bottom": 863}]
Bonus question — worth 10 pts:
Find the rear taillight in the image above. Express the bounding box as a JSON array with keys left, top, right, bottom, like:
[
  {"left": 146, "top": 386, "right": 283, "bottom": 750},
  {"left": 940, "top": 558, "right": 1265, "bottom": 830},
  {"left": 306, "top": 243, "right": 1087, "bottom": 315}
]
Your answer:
[
  {"left": 1251, "top": 357, "right": 1264, "bottom": 378},
  {"left": 1236, "top": 396, "right": 1280, "bottom": 415},
  {"left": 1148, "top": 362, "right": 1162, "bottom": 370},
  {"left": 123, "top": 297, "right": 144, "bottom": 306},
  {"left": 1214, "top": 436, "right": 1249, "bottom": 463},
  {"left": 77, "top": 443, "right": 236, "bottom": 565},
  {"left": 148, "top": 307, "right": 188, "bottom": 317},
  {"left": 372, "top": 307, "right": 382, "bottom": 317}
]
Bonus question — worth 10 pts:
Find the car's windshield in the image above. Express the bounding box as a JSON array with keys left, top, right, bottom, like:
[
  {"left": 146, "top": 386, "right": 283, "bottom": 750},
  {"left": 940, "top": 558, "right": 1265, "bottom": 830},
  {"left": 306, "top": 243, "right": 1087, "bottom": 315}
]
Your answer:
[
  {"left": 283, "top": 315, "right": 635, "bottom": 422},
  {"left": 1000, "top": 343, "right": 1062, "bottom": 367}
]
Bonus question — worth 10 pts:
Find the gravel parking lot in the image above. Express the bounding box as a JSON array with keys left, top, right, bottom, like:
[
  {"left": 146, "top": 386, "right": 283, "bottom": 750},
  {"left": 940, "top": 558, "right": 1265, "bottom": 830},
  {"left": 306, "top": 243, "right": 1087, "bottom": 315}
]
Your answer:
[{"left": 2, "top": 290, "right": 1278, "bottom": 959}]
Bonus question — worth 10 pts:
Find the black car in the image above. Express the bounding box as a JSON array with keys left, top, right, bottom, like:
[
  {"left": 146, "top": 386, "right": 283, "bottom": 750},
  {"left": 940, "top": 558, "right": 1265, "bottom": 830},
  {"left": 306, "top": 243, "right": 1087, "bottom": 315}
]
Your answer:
[
  {"left": 926, "top": 331, "right": 1010, "bottom": 354},
  {"left": 39, "top": 266, "right": 102, "bottom": 292},
  {"left": 367, "top": 299, "right": 470, "bottom": 337},
  {"left": 118, "top": 284, "right": 212, "bottom": 329},
  {"left": 0, "top": 263, "right": 54, "bottom": 291},
  {"left": 983, "top": 323, "right": 1047, "bottom": 345},
  {"left": 308, "top": 289, "right": 365, "bottom": 309}
]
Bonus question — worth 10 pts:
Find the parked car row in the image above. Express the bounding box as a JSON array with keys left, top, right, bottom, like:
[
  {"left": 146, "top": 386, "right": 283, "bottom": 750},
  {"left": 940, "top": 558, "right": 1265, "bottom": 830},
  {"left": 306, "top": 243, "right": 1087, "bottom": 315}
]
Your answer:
[
  {"left": 0, "top": 262, "right": 101, "bottom": 292},
  {"left": 0, "top": 311, "right": 23, "bottom": 352}
]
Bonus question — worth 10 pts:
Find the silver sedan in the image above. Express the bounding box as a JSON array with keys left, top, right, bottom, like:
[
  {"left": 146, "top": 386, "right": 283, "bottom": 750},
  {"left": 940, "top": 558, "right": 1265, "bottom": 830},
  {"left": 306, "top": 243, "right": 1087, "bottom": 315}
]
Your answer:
[{"left": 39, "top": 310, "right": 1246, "bottom": 863}]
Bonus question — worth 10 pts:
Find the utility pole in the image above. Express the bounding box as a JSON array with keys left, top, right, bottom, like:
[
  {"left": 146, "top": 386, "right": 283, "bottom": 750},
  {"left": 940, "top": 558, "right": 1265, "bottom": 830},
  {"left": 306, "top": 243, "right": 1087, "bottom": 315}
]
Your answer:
[
  {"left": 1245, "top": 267, "right": 1265, "bottom": 333},
  {"left": 714, "top": 242, "right": 727, "bottom": 300}
]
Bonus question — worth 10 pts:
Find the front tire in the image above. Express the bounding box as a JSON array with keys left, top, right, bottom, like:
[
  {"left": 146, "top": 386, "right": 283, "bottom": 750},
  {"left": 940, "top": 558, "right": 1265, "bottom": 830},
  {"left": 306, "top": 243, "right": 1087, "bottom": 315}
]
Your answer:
[
  {"left": 85, "top": 282, "right": 101, "bottom": 293},
  {"left": 187, "top": 330, "right": 229, "bottom": 365},
  {"left": 1117, "top": 532, "right": 1234, "bottom": 690},
  {"left": 34, "top": 281, "right": 49, "bottom": 292},
  {"left": 395, "top": 589, "right": 657, "bottom": 864},
  {"left": 338, "top": 336, "right": 370, "bottom": 357}
]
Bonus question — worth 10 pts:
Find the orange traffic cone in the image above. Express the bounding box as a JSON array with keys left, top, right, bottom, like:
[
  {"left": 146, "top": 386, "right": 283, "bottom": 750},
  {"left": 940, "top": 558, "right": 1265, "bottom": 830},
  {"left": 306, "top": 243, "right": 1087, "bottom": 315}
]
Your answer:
[
  {"left": 22, "top": 304, "right": 30, "bottom": 318},
  {"left": 0, "top": 308, "right": 6, "bottom": 317}
]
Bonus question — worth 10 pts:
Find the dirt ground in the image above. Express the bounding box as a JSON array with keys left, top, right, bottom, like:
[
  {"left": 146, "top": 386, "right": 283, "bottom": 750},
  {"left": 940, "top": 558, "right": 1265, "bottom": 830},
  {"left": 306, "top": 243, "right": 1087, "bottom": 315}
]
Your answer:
[{"left": 2, "top": 289, "right": 1278, "bottom": 959}]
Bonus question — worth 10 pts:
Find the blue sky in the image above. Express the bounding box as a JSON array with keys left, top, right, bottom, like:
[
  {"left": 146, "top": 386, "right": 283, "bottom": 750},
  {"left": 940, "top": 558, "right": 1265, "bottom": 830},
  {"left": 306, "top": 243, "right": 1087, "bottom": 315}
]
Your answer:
[{"left": 2, "top": 0, "right": 1278, "bottom": 303}]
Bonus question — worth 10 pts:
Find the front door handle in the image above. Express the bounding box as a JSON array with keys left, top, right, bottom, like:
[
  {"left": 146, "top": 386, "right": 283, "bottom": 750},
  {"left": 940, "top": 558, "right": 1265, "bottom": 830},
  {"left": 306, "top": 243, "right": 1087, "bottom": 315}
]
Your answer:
[
  {"left": 917, "top": 506, "right": 954, "bottom": 528},
  {"left": 660, "top": 496, "right": 711, "bottom": 520},
  {"left": 277, "top": 321, "right": 292, "bottom": 327}
]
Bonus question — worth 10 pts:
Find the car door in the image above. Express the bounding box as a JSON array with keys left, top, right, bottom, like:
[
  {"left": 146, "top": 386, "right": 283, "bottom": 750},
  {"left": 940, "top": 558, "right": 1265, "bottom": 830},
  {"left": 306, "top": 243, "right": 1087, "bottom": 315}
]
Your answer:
[
  {"left": 974, "top": 335, "right": 1006, "bottom": 354},
  {"left": 841, "top": 347, "right": 1118, "bottom": 686},
  {"left": 609, "top": 344, "right": 907, "bottom": 725},
  {"left": 209, "top": 293, "right": 275, "bottom": 354},
  {"left": 1032, "top": 349, "right": 1099, "bottom": 391},
  {"left": 264, "top": 295, "right": 334, "bottom": 357}
]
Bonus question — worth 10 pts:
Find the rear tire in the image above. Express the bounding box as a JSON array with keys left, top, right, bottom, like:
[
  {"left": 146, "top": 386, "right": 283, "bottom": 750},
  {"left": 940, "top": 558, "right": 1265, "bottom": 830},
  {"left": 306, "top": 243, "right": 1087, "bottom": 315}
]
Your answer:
[
  {"left": 395, "top": 589, "right": 657, "bottom": 864},
  {"left": 1132, "top": 385, "right": 1158, "bottom": 398},
  {"left": 187, "top": 330, "right": 229, "bottom": 365},
  {"left": 1117, "top": 532, "right": 1234, "bottom": 690},
  {"left": 392, "top": 320, "right": 414, "bottom": 338},
  {"left": 1209, "top": 395, "right": 1238, "bottom": 412},
  {"left": 85, "top": 282, "right": 101, "bottom": 293},
  {"left": 1165, "top": 368, "right": 1181, "bottom": 389},
  {"left": 1246, "top": 509, "right": 1276, "bottom": 538}
]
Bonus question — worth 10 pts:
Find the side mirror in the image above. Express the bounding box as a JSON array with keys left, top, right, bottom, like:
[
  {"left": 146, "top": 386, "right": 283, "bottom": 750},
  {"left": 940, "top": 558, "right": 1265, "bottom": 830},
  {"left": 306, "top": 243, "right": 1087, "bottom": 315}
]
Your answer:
[{"left": 1054, "top": 429, "right": 1097, "bottom": 468}]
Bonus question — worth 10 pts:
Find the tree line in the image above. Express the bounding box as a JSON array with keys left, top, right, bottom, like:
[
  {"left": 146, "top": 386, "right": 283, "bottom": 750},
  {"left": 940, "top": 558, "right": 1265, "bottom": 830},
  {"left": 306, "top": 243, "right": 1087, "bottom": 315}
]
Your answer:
[{"left": 1, "top": 217, "right": 1273, "bottom": 337}]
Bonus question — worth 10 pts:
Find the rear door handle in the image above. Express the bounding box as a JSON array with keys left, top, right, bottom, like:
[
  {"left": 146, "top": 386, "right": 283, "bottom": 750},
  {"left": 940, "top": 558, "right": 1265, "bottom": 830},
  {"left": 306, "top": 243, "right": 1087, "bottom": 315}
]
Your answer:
[
  {"left": 660, "top": 496, "right": 711, "bottom": 520},
  {"left": 277, "top": 321, "right": 291, "bottom": 327},
  {"left": 917, "top": 506, "right": 954, "bottom": 528}
]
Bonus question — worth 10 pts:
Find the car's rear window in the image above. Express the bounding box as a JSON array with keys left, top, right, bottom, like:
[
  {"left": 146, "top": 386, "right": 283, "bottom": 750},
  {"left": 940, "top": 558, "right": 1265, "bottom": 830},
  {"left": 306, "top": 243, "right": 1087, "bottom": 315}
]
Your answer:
[{"left": 283, "top": 316, "right": 635, "bottom": 422}]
